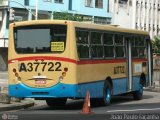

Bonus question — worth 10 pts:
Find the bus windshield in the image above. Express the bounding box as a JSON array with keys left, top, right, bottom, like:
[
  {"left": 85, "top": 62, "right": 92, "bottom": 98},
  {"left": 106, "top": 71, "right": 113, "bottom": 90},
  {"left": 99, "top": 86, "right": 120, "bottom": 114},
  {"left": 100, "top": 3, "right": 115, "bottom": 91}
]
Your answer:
[{"left": 14, "top": 25, "right": 67, "bottom": 54}]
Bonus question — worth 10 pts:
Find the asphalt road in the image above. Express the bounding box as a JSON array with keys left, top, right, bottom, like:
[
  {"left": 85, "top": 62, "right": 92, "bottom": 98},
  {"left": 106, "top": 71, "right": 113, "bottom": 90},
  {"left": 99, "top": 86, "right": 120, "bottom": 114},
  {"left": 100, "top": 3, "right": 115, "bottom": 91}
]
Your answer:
[{"left": 1, "top": 91, "right": 160, "bottom": 120}]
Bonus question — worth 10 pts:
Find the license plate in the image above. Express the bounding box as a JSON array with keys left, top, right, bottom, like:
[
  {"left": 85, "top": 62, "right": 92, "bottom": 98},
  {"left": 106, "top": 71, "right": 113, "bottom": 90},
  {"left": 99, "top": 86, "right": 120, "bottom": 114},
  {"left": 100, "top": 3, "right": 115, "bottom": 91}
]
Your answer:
[{"left": 35, "top": 79, "right": 46, "bottom": 84}]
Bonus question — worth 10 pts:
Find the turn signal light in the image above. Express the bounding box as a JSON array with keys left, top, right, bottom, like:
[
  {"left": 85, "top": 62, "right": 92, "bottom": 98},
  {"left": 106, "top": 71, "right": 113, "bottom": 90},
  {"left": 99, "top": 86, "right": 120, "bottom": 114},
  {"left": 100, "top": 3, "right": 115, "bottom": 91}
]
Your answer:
[
  {"left": 15, "top": 73, "right": 19, "bottom": 77},
  {"left": 13, "top": 68, "right": 16, "bottom": 73},
  {"left": 62, "top": 72, "right": 66, "bottom": 77}
]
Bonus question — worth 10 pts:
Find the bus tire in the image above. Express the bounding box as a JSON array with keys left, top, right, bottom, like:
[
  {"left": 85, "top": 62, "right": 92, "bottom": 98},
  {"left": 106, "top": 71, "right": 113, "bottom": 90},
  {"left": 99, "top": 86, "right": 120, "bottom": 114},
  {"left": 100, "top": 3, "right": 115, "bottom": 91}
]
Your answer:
[
  {"left": 46, "top": 98, "right": 67, "bottom": 108},
  {"left": 133, "top": 83, "right": 143, "bottom": 100},
  {"left": 102, "top": 81, "right": 112, "bottom": 106}
]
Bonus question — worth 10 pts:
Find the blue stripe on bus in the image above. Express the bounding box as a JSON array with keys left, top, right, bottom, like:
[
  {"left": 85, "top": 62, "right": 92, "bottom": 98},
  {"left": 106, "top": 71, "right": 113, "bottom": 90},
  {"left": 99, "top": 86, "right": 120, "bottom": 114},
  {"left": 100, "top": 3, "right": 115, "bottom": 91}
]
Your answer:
[
  {"left": 9, "top": 76, "right": 141, "bottom": 98},
  {"left": 9, "top": 83, "right": 78, "bottom": 98}
]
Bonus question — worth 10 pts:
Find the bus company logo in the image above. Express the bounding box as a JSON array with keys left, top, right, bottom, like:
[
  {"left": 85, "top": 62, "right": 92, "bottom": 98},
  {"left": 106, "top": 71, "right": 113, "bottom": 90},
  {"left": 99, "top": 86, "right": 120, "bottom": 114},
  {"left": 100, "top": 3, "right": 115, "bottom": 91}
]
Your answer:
[{"left": 2, "top": 114, "right": 8, "bottom": 120}]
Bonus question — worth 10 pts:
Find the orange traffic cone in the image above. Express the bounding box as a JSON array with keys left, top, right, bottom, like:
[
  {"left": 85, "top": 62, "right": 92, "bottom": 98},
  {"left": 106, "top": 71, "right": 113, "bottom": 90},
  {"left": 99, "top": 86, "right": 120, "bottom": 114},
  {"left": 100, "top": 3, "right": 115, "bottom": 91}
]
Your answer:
[{"left": 81, "top": 91, "right": 93, "bottom": 114}]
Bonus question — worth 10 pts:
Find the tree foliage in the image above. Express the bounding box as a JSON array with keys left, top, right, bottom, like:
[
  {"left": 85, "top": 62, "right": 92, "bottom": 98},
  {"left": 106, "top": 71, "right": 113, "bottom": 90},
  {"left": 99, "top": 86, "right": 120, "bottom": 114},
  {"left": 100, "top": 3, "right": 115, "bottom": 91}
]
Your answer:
[
  {"left": 53, "top": 11, "right": 92, "bottom": 21},
  {"left": 152, "top": 36, "right": 160, "bottom": 53},
  {"left": 53, "top": 11, "right": 84, "bottom": 21}
]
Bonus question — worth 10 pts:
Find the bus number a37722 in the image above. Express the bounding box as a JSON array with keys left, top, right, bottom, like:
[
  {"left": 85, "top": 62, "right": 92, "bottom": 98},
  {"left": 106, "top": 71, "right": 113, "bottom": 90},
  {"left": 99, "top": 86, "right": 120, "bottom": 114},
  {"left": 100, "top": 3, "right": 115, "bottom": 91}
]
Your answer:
[{"left": 18, "top": 61, "right": 62, "bottom": 72}]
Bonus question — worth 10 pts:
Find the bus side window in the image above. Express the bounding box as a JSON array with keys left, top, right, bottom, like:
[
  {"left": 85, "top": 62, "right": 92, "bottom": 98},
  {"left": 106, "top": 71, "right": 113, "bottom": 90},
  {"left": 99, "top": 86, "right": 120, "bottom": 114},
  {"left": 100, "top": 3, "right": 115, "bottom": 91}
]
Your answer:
[
  {"left": 76, "top": 30, "right": 90, "bottom": 59},
  {"left": 77, "top": 45, "right": 89, "bottom": 58},
  {"left": 91, "top": 31, "right": 103, "bottom": 59},
  {"left": 91, "top": 46, "right": 103, "bottom": 58},
  {"left": 132, "top": 36, "right": 146, "bottom": 58},
  {"left": 103, "top": 33, "right": 114, "bottom": 58},
  {"left": 115, "top": 34, "right": 125, "bottom": 58}
]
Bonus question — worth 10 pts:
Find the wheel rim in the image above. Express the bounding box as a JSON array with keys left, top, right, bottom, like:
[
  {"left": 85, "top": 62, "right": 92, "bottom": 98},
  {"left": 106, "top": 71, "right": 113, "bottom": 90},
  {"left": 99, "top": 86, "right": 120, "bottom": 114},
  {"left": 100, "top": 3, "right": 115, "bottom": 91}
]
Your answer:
[{"left": 105, "top": 87, "right": 111, "bottom": 102}]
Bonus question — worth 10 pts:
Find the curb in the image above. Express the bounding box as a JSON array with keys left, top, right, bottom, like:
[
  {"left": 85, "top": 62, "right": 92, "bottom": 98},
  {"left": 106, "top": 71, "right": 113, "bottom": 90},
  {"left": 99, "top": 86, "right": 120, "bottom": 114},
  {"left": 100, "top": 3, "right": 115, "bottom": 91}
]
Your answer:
[
  {"left": 0, "top": 100, "right": 35, "bottom": 112},
  {"left": 144, "top": 87, "right": 160, "bottom": 92},
  {"left": 0, "top": 94, "right": 11, "bottom": 104}
]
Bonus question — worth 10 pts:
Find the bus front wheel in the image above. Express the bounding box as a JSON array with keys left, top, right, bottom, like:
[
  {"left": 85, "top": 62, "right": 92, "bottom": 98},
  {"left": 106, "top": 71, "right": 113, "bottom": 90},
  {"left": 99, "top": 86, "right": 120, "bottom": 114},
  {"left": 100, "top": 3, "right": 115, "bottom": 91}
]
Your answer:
[
  {"left": 102, "top": 81, "right": 112, "bottom": 106},
  {"left": 46, "top": 98, "right": 67, "bottom": 108}
]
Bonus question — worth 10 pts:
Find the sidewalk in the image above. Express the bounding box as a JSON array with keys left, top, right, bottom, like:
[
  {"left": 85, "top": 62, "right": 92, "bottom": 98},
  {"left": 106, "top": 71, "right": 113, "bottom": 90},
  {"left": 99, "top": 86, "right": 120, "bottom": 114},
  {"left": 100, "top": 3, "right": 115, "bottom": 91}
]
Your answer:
[
  {"left": 0, "top": 71, "right": 34, "bottom": 112},
  {"left": 144, "top": 80, "right": 160, "bottom": 92},
  {"left": 144, "top": 86, "right": 160, "bottom": 92},
  {"left": 0, "top": 99, "right": 35, "bottom": 112}
]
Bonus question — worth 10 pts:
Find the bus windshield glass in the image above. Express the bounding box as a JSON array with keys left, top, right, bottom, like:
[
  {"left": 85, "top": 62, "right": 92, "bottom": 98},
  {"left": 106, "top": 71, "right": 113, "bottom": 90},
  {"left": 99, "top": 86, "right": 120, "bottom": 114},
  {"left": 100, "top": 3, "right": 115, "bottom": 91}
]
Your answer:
[{"left": 14, "top": 25, "right": 67, "bottom": 54}]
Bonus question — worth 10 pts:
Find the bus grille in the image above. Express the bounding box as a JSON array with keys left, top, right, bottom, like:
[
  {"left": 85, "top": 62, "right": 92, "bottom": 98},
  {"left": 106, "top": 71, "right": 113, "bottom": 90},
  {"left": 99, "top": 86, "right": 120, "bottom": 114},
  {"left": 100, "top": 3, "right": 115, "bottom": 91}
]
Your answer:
[{"left": 32, "top": 92, "right": 49, "bottom": 95}]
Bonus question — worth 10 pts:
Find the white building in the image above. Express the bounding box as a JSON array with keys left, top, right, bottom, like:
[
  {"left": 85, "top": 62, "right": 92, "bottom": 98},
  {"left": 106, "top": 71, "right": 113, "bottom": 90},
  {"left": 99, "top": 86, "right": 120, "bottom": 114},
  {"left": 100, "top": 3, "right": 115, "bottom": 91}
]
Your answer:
[{"left": 110, "top": 0, "right": 160, "bottom": 39}]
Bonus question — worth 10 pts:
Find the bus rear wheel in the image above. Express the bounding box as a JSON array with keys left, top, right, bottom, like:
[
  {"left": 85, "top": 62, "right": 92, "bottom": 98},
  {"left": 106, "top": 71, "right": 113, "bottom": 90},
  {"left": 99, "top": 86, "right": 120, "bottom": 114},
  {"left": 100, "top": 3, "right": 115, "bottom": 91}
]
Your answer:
[
  {"left": 102, "top": 81, "right": 112, "bottom": 106},
  {"left": 46, "top": 98, "right": 67, "bottom": 108}
]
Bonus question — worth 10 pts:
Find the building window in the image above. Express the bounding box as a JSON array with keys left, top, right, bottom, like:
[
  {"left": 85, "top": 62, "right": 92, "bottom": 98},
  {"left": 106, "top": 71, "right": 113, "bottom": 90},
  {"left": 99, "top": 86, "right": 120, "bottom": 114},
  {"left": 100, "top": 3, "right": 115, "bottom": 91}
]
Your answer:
[
  {"left": 32, "top": 11, "right": 51, "bottom": 20},
  {"left": 24, "top": 0, "right": 29, "bottom": 6},
  {"left": 54, "top": 0, "right": 63, "bottom": 3},
  {"left": 119, "top": 0, "right": 128, "bottom": 4},
  {"left": 44, "top": 0, "right": 52, "bottom": 2},
  {"left": 107, "top": 0, "right": 109, "bottom": 12},
  {"left": 129, "top": 0, "right": 132, "bottom": 6},
  {"left": 85, "top": 0, "right": 93, "bottom": 7},
  {"left": 69, "top": 0, "right": 72, "bottom": 10},
  {"left": 94, "top": 17, "right": 111, "bottom": 24},
  {"left": 158, "top": 4, "right": 160, "bottom": 11},
  {"left": 14, "top": 9, "right": 28, "bottom": 22},
  {"left": 95, "top": 0, "right": 103, "bottom": 8}
]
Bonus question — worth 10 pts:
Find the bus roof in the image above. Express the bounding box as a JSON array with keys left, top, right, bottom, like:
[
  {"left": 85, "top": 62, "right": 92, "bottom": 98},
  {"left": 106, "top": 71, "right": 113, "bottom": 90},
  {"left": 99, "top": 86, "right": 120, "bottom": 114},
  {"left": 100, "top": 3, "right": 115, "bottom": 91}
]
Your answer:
[
  {"left": 10, "top": 20, "right": 149, "bottom": 36},
  {"left": 72, "top": 21, "right": 149, "bottom": 35}
]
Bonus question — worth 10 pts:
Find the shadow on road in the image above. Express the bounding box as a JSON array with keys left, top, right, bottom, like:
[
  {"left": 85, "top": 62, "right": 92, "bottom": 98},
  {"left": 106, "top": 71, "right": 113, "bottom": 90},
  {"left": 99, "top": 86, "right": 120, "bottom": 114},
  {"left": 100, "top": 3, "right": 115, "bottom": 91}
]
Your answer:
[{"left": 35, "top": 94, "right": 153, "bottom": 111}]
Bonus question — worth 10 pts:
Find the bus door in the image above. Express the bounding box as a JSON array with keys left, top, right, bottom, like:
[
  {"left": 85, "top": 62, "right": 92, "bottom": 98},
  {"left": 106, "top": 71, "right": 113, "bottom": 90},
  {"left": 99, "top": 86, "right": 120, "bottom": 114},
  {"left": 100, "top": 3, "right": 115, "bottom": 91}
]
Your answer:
[{"left": 125, "top": 36, "right": 133, "bottom": 91}]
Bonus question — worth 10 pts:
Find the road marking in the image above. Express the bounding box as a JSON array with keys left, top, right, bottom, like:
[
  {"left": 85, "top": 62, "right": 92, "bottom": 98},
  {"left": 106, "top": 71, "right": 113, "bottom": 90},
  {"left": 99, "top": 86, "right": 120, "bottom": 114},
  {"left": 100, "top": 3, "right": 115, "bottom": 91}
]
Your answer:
[{"left": 107, "top": 108, "right": 160, "bottom": 113}]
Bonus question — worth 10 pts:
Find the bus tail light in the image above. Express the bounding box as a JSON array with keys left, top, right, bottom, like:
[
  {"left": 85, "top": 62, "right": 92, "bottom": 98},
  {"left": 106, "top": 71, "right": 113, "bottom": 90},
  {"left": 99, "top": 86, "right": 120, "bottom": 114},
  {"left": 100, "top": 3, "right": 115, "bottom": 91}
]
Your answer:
[
  {"left": 13, "top": 68, "right": 16, "bottom": 73},
  {"left": 13, "top": 68, "right": 21, "bottom": 81},
  {"left": 15, "top": 73, "right": 19, "bottom": 77},
  {"left": 64, "top": 67, "right": 68, "bottom": 72},
  {"left": 59, "top": 76, "right": 63, "bottom": 81},
  {"left": 58, "top": 67, "right": 68, "bottom": 82},
  {"left": 17, "top": 77, "right": 21, "bottom": 81},
  {"left": 62, "top": 72, "right": 66, "bottom": 77}
]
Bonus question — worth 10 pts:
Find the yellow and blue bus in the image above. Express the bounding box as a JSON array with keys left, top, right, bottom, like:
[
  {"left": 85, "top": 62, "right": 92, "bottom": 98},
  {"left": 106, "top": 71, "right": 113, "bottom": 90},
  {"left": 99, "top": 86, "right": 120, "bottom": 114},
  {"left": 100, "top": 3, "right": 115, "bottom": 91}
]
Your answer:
[{"left": 8, "top": 20, "right": 152, "bottom": 106}]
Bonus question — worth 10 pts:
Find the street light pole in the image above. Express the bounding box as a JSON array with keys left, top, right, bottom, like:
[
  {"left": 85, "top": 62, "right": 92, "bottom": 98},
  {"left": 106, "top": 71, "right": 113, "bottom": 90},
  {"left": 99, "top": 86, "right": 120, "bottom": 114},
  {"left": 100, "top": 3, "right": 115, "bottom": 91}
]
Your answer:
[
  {"left": 6, "top": 0, "right": 37, "bottom": 19},
  {"left": 35, "top": 0, "right": 38, "bottom": 20},
  {"left": 8, "top": 0, "right": 38, "bottom": 18}
]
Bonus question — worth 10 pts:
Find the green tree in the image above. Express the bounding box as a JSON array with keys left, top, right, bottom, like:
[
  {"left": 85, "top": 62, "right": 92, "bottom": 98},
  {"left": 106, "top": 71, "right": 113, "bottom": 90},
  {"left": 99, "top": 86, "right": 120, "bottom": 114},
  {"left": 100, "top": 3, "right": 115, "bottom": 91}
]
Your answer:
[
  {"left": 53, "top": 11, "right": 91, "bottom": 22},
  {"left": 152, "top": 36, "right": 160, "bottom": 53}
]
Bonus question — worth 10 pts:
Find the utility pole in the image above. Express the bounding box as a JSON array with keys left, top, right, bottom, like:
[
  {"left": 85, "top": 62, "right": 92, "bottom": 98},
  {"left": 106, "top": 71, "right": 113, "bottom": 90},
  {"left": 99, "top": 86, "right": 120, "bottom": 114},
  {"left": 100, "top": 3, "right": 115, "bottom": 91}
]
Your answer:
[{"left": 35, "top": 0, "right": 38, "bottom": 20}]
